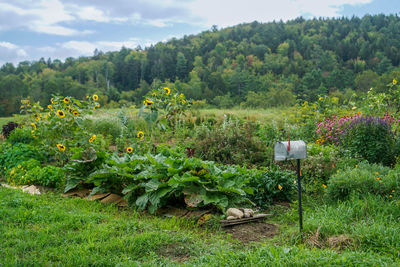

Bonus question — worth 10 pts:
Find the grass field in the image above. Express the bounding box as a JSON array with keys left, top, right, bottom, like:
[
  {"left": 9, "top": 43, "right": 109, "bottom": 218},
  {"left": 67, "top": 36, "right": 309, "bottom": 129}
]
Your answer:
[{"left": 1, "top": 187, "right": 398, "bottom": 266}]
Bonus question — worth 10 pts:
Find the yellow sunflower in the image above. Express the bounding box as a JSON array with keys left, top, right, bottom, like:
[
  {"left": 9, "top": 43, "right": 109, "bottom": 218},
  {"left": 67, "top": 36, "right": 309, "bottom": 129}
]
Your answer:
[
  {"left": 51, "top": 98, "right": 58, "bottom": 105},
  {"left": 57, "top": 110, "right": 65, "bottom": 118},
  {"left": 89, "top": 135, "right": 96, "bottom": 143},
  {"left": 31, "top": 123, "right": 37, "bottom": 130},
  {"left": 126, "top": 147, "right": 134, "bottom": 153},
  {"left": 137, "top": 131, "right": 145, "bottom": 139},
  {"left": 63, "top": 97, "right": 70, "bottom": 104},
  {"left": 73, "top": 111, "right": 79, "bottom": 117},
  {"left": 393, "top": 79, "right": 398, "bottom": 85},
  {"left": 56, "top": 144, "right": 66, "bottom": 151},
  {"left": 144, "top": 99, "right": 154, "bottom": 107},
  {"left": 48, "top": 104, "right": 53, "bottom": 111},
  {"left": 93, "top": 104, "right": 100, "bottom": 110},
  {"left": 92, "top": 94, "right": 99, "bottom": 101},
  {"left": 164, "top": 87, "right": 170, "bottom": 95},
  {"left": 35, "top": 116, "right": 40, "bottom": 122}
]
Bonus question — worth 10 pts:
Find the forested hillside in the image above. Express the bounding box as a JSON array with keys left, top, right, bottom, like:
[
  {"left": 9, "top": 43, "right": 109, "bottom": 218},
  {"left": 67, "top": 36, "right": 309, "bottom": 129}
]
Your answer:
[{"left": 1, "top": 14, "right": 400, "bottom": 116}]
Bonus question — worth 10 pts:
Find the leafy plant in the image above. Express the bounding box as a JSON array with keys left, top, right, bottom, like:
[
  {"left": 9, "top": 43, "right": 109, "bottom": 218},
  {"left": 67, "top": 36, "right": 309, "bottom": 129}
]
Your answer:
[
  {"left": 7, "top": 161, "right": 65, "bottom": 188},
  {"left": 191, "top": 116, "right": 268, "bottom": 167},
  {"left": 325, "top": 162, "right": 398, "bottom": 201},
  {"left": 341, "top": 115, "right": 397, "bottom": 165},
  {"left": 248, "top": 165, "right": 296, "bottom": 208},
  {"left": 0, "top": 143, "right": 44, "bottom": 175},
  {"left": 6, "top": 127, "right": 35, "bottom": 144},
  {"left": 70, "top": 148, "right": 254, "bottom": 213}
]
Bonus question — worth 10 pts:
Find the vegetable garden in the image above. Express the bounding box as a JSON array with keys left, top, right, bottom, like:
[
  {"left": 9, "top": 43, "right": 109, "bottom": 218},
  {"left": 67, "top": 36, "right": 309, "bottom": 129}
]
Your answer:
[{"left": 1, "top": 81, "right": 400, "bottom": 265}]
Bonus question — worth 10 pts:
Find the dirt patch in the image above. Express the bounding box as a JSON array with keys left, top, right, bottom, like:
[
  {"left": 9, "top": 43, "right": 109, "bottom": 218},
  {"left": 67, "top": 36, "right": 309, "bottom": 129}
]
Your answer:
[
  {"left": 224, "top": 221, "right": 278, "bottom": 243},
  {"left": 157, "top": 243, "right": 192, "bottom": 262}
]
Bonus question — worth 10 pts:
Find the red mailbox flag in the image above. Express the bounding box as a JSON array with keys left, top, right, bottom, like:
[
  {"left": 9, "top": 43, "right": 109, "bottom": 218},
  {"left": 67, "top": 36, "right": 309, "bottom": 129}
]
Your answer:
[{"left": 288, "top": 133, "right": 291, "bottom": 152}]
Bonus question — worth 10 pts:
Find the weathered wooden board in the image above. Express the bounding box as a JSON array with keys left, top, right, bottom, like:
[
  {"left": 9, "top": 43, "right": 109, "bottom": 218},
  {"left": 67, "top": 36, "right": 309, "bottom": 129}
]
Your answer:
[{"left": 220, "top": 214, "right": 273, "bottom": 227}]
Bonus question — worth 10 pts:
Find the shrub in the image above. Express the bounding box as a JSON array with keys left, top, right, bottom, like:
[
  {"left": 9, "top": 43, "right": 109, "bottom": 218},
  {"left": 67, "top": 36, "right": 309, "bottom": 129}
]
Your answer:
[
  {"left": 0, "top": 143, "right": 44, "bottom": 175},
  {"left": 191, "top": 116, "right": 268, "bottom": 167},
  {"left": 325, "top": 162, "right": 398, "bottom": 201},
  {"left": 341, "top": 116, "right": 397, "bottom": 165},
  {"left": 248, "top": 165, "right": 296, "bottom": 208},
  {"left": 84, "top": 117, "right": 122, "bottom": 142},
  {"left": 7, "top": 160, "right": 65, "bottom": 188},
  {"left": 6, "top": 127, "right": 35, "bottom": 144},
  {"left": 7, "top": 159, "right": 41, "bottom": 185}
]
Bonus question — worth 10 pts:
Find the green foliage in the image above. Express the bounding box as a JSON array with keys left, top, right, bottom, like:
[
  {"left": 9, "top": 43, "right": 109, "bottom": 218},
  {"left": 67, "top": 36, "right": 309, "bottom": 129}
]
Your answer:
[
  {"left": 0, "top": 143, "right": 44, "bottom": 175},
  {"left": 6, "top": 127, "right": 35, "bottom": 144},
  {"left": 248, "top": 165, "right": 296, "bottom": 208},
  {"left": 191, "top": 116, "right": 268, "bottom": 167},
  {"left": 83, "top": 117, "right": 122, "bottom": 142},
  {"left": 341, "top": 116, "right": 397, "bottom": 165},
  {"left": 7, "top": 161, "right": 65, "bottom": 188},
  {"left": 71, "top": 149, "right": 254, "bottom": 213},
  {"left": 63, "top": 148, "right": 109, "bottom": 192},
  {"left": 20, "top": 95, "right": 101, "bottom": 163},
  {"left": 325, "top": 162, "right": 398, "bottom": 201},
  {"left": 138, "top": 86, "right": 191, "bottom": 134},
  {"left": 6, "top": 159, "right": 41, "bottom": 185}
]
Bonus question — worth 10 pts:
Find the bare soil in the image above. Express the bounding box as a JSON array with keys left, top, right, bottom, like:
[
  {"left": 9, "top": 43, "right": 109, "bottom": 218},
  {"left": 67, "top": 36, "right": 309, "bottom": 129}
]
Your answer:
[{"left": 224, "top": 221, "right": 278, "bottom": 243}]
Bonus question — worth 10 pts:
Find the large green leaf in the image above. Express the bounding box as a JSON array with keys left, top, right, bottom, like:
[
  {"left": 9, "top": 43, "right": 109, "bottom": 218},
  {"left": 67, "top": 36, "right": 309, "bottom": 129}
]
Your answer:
[
  {"left": 145, "top": 179, "right": 162, "bottom": 192},
  {"left": 135, "top": 194, "right": 148, "bottom": 210}
]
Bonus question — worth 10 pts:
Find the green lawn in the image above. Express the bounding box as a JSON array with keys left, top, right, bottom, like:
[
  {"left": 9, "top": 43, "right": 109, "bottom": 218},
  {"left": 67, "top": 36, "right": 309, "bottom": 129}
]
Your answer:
[{"left": 1, "top": 187, "right": 398, "bottom": 266}]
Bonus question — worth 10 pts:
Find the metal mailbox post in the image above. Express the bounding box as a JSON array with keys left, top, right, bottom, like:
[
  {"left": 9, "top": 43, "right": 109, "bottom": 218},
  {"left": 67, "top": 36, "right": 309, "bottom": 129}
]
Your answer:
[{"left": 274, "top": 140, "right": 307, "bottom": 233}]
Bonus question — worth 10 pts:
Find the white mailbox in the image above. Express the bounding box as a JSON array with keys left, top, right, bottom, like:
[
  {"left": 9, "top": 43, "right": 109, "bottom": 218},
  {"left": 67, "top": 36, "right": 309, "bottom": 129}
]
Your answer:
[{"left": 274, "top": 140, "right": 307, "bottom": 161}]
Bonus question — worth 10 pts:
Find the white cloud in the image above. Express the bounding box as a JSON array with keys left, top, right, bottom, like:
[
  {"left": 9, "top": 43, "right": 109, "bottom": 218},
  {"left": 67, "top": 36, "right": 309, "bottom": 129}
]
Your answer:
[
  {"left": 0, "top": 42, "right": 28, "bottom": 66},
  {"left": 0, "top": 0, "right": 87, "bottom": 36},
  {"left": 185, "top": 0, "right": 373, "bottom": 27},
  {"left": 76, "top": 6, "right": 110, "bottom": 22},
  {"left": 0, "top": 42, "right": 18, "bottom": 49}
]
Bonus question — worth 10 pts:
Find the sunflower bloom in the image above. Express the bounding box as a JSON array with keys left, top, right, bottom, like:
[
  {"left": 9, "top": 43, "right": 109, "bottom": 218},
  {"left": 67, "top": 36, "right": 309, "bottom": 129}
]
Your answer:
[
  {"left": 126, "top": 147, "right": 134, "bottom": 154},
  {"left": 31, "top": 123, "right": 37, "bottom": 130},
  {"left": 137, "top": 131, "right": 145, "bottom": 139},
  {"left": 48, "top": 105, "right": 53, "bottom": 111},
  {"left": 322, "top": 184, "right": 327, "bottom": 188},
  {"left": 278, "top": 184, "right": 283, "bottom": 190},
  {"left": 152, "top": 92, "right": 157, "bottom": 96},
  {"left": 57, "top": 144, "right": 66, "bottom": 151},
  {"left": 393, "top": 79, "right": 397, "bottom": 85},
  {"left": 73, "top": 111, "right": 79, "bottom": 116},
  {"left": 144, "top": 99, "right": 154, "bottom": 107},
  {"left": 57, "top": 110, "right": 65, "bottom": 118},
  {"left": 92, "top": 94, "right": 99, "bottom": 101},
  {"left": 89, "top": 135, "right": 96, "bottom": 143},
  {"left": 35, "top": 116, "right": 40, "bottom": 122},
  {"left": 164, "top": 87, "right": 170, "bottom": 95},
  {"left": 93, "top": 104, "right": 100, "bottom": 110},
  {"left": 63, "top": 97, "right": 70, "bottom": 103}
]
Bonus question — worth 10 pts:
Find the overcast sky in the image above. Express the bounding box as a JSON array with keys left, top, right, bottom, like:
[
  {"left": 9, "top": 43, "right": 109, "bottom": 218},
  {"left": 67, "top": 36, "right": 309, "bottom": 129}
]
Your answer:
[{"left": 0, "top": 0, "right": 398, "bottom": 66}]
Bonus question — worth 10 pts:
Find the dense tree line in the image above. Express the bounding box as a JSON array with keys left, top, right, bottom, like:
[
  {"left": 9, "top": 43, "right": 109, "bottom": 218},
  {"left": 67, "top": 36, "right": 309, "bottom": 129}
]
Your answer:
[{"left": 1, "top": 14, "right": 400, "bottom": 116}]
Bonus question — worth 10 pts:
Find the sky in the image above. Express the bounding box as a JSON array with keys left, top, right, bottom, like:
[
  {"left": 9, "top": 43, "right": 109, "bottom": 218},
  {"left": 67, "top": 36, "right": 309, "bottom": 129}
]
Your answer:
[{"left": 0, "top": 0, "right": 398, "bottom": 66}]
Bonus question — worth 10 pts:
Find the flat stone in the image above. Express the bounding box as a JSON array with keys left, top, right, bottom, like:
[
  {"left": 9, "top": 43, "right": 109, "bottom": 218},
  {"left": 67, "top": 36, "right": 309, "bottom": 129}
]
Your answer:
[
  {"left": 88, "top": 193, "right": 110, "bottom": 201},
  {"left": 22, "top": 185, "right": 41, "bottom": 195},
  {"left": 62, "top": 189, "right": 91, "bottom": 198},
  {"left": 100, "top": 194, "right": 124, "bottom": 204}
]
